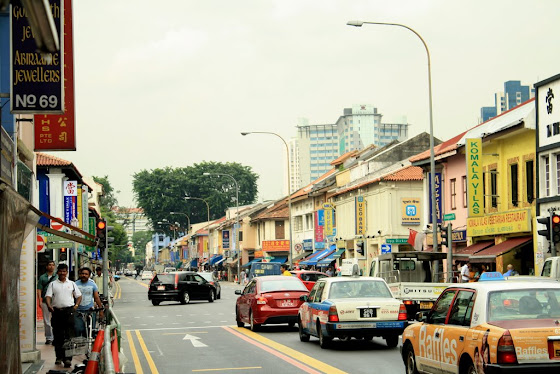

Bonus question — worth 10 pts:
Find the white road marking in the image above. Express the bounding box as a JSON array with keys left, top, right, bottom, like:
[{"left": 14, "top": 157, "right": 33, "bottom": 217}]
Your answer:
[{"left": 183, "top": 334, "right": 208, "bottom": 348}]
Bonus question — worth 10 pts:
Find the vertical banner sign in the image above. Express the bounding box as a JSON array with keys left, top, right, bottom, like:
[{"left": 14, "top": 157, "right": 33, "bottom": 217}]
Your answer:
[
  {"left": 11, "top": 0, "right": 64, "bottom": 113},
  {"left": 466, "top": 138, "right": 483, "bottom": 217},
  {"left": 34, "top": 0, "right": 76, "bottom": 150},
  {"left": 314, "top": 210, "right": 324, "bottom": 242},
  {"left": 429, "top": 173, "right": 442, "bottom": 224},
  {"left": 222, "top": 230, "right": 230, "bottom": 249},
  {"left": 86, "top": 217, "right": 95, "bottom": 252},
  {"left": 77, "top": 183, "right": 82, "bottom": 228},
  {"left": 19, "top": 230, "right": 35, "bottom": 352},
  {"left": 323, "top": 203, "right": 334, "bottom": 236},
  {"left": 355, "top": 196, "right": 366, "bottom": 235},
  {"left": 81, "top": 184, "right": 88, "bottom": 229},
  {"left": 63, "top": 180, "right": 77, "bottom": 223}
]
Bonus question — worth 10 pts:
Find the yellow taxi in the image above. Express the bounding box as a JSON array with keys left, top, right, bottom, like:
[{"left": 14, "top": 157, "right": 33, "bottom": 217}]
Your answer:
[{"left": 401, "top": 273, "right": 560, "bottom": 373}]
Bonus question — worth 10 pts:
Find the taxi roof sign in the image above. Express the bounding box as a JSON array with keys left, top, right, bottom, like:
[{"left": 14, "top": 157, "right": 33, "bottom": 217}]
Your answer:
[{"left": 478, "top": 272, "right": 504, "bottom": 281}]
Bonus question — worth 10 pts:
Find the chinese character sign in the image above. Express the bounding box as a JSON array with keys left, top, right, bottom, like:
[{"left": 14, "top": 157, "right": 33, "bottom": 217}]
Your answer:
[
  {"left": 63, "top": 180, "right": 77, "bottom": 223},
  {"left": 262, "top": 240, "right": 290, "bottom": 251}
]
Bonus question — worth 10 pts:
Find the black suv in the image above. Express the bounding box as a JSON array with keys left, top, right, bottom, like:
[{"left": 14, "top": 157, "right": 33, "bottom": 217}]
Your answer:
[{"left": 148, "top": 271, "right": 217, "bottom": 306}]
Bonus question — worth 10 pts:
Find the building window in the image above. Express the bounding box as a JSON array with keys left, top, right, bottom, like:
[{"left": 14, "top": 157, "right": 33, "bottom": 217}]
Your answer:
[
  {"left": 545, "top": 156, "right": 550, "bottom": 196},
  {"left": 238, "top": 231, "right": 243, "bottom": 242},
  {"left": 526, "top": 160, "right": 534, "bottom": 203},
  {"left": 490, "top": 169, "right": 498, "bottom": 208},
  {"left": 294, "top": 216, "right": 303, "bottom": 231},
  {"left": 275, "top": 221, "right": 285, "bottom": 239},
  {"left": 450, "top": 178, "right": 457, "bottom": 210},
  {"left": 510, "top": 164, "right": 518, "bottom": 207},
  {"left": 462, "top": 176, "right": 467, "bottom": 208},
  {"left": 305, "top": 213, "right": 313, "bottom": 230}
]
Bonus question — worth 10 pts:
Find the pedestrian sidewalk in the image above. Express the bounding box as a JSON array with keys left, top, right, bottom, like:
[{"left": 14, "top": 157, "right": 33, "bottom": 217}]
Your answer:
[{"left": 24, "top": 323, "right": 88, "bottom": 374}]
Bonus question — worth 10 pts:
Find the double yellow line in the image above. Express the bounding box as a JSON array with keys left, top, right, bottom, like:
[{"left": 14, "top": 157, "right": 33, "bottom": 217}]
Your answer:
[{"left": 125, "top": 330, "right": 159, "bottom": 374}]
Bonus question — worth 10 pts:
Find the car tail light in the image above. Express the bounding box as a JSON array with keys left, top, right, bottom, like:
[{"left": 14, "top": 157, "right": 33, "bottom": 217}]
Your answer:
[
  {"left": 403, "top": 300, "right": 413, "bottom": 305},
  {"left": 174, "top": 274, "right": 179, "bottom": 290},
  {"left": 328, "top": 305, "right": 339, "bottom": 322},
  {"left": 497, "top": 330, "right": 517, "bottom": 364},
  {"left": 256, "top": 296, "right": 267, "bottom": 305},
  {"left": 398, "top": 304, "right": 408, "bottom": 321}
]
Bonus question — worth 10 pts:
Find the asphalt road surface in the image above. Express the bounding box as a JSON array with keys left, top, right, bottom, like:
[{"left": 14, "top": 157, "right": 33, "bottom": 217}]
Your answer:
[{"left": 113, "top": 276, "right": 406, "bottom": 374}]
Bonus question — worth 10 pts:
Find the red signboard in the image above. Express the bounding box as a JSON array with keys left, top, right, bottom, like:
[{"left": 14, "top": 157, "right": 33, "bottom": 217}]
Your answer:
[
  {"left": 37, "top": 235, "right": 45, "bottom": 252},
  {"left": 262, "top": 240, "right": 290, "bottom": 252},
  {"left": 34, "top": 0, "right": 76, "bottom": 151}
]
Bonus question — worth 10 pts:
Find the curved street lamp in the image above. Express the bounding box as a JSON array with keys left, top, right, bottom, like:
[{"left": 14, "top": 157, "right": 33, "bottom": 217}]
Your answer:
[
  {"left": 170, "top": 211, "right": 191, "bottom": 233},
  {"left": 241, "top": 131, "right": 293, "bottom": 268},
  {"left": 185, "top": 196, "right": 212, "bottom": 265},
  {"left": 203, "top": 172, "right": 240, "bottom": 283},
  {"left": 346, "top": 20, "right": 439, "bottom": 263}
]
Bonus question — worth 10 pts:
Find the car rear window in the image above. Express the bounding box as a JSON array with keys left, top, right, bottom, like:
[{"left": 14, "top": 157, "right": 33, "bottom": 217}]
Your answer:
[
  {"left": 260, "top": 279, "right": 308, "bottom": 292},
  {"left": 198, "top": 273, "right": 214, "bottom": 282},
  {"left": 329, "top": 280, "right": 392, "bottom": 299},
  {"left": 488, "top": 288, "right": 560, "bottom": 321},
  {"left": 152, "top": 274, "right": 175, "bottom": 284}
]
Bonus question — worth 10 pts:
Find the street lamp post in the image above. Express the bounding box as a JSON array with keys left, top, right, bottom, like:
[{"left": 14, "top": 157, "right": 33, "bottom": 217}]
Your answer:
[
  {"left": 185, "top": 196, "right": 211, "bottom": 266},
  {"left": 170, "top": 211, "right": 191, "bottom": 234},
  {"left": 346, "top": 20, "right": 440, "bottom": 269},
  {"left": 202, "top": 172, "right": 240, "bottom": 283},
  {"left": 241, "top": 131, "right": 293, "bottom": 268}
]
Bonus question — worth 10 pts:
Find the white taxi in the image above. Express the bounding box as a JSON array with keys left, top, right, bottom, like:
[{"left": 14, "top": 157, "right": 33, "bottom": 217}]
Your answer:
[
  {"left": 401, "top": 275, "right": 560, "bottom": 373},
  {"left": 297, "top": 276, "right": 407, "bottom": 349}
]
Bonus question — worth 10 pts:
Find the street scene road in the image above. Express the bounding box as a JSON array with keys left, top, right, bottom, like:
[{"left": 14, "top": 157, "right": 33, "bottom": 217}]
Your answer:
[{"left": 115, "top": 277, "right": 404, "bottom": 374}]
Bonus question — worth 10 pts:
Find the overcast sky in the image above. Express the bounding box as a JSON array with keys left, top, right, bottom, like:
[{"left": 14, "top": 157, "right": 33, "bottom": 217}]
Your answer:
[{"left": 47, "top": 0, "right": 560, "bottom": 208}]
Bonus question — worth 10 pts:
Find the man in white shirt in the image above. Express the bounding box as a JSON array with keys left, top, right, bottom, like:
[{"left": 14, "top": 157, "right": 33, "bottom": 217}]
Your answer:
[
  {"left": 45, "top": 263, "right": 82, "bottom": 368},
  {"left": 460, "top": 262, "right": 471, "bottom": 283}
]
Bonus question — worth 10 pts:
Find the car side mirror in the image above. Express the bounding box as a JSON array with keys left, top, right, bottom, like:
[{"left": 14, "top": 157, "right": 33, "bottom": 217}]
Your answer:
[
  {"left": 415, "top": 311, "right": 427, "bottom": 322},
  {"left": 300, "top": 295, "right": 308, "bottom": 302},
  {"left": 235, "top": 290, "right": 242, "bottom": 295}
]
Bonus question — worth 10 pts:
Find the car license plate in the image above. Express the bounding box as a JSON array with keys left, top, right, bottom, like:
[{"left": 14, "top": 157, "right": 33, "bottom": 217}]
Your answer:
[
  {"left": 420, "top": 301, "right": 433, "bottom": 310},
  {"left": 553, "top": 341, "right": 560, "bottom": 358},
  {"left": 281, "top": 300, "right": 294, "bottom": 307},
  {"left": 360, "top": 308, "right": 376, "bottom": 318},
  {"left": 157, "top": 286, "right": 165, "bottom": 291}
]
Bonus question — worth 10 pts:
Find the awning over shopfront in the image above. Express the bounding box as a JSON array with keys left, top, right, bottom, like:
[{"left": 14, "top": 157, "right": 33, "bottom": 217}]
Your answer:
[
  {"left": 293, "top": 251, "right": 312, "bottom": 262},
  {"left": 332, "top": 249, "right": 345, "bottom": 258},
  {"left": 269, "top": 257, "right": 287, "bottom": 264},
  {"left": 454, "top": 241, "right": 494, "bottom": 258},
  {"left": 470, "top": 236, "right": 532, "bottom": 263},
  {"left": 242, "top": 258, "right": 259, "bottom": 268},
  {"left": 300, "top": 245, "right": 336, "bottom": 266},
  {"left": 209, "top": 255, "right": 223, "bottom": 266},
  {"left": 317, "top": 249, "right": 345, "bottom": 266},
  {"left": 215, "top": 258, "right": 225, "bottom": 266}
]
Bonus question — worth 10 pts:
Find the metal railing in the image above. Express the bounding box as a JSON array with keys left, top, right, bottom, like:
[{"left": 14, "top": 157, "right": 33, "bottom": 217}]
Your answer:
[{"left": 99, "top": 305, "right": 122, "bottom": 373}]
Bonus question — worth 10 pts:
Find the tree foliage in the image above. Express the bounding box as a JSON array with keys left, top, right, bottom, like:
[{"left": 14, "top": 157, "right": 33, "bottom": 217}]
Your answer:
[
  {"left": 133, "top": 161, "right": 258, "bottom": 232},
  {"left": 93, "top": 175, "right": 119, "bottom": 210}
]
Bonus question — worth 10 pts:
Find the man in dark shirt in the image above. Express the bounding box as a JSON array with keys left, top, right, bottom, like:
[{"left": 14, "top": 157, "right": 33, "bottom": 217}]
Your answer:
[{"left": 37, "top": 260, "right": 56, "bottom": 344}]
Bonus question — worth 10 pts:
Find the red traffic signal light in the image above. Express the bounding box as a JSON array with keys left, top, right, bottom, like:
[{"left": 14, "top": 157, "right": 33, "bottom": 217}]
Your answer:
[
  {"left": 553, "top": 214, "right": 560, "bottom": 243},
  {"left": 97, "top": 220, "right": 106, "bottom": 230}
]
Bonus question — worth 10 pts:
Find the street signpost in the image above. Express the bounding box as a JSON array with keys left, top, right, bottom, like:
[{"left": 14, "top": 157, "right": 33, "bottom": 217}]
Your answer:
[
  {"left": 386, "top": 238, "right": 408, "bottom": 244},
  {"left": 443, "top": 213, "right": 456, "bottom": 221},
  {"left": 37, "top": 235, "right": 45, "bottom": 252},
  {"left": 381, "top": 244, "right": 392, "bottom": 254},
  {"left": 46, "top": 242, "right": 74, "bottom": 250}
]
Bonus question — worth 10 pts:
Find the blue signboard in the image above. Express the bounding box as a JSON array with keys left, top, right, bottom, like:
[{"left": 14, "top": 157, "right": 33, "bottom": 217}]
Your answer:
[
  {"left": 381, "top": 244, "right": 392, "bottom": 254},
  {"left": 303, "top": 239, "right": 313, "bottom": 251},
  {"left": 222, "top": 230, "right": 230, "bottom": 249}
]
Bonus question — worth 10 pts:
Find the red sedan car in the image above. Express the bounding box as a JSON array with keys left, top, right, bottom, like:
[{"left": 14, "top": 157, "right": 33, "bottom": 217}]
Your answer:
[
  {"left": 290, "top": 270, "right": 329, "bottom": 291},
  {"left": 235, "top": 275, "right": 309, "bottom": 331}
]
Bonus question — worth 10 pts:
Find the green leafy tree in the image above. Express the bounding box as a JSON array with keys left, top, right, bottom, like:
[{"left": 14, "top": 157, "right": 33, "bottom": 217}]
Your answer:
[
  {"left": 92, "top": 175, "right": 127, "bottom": 248},
  {"left": 93, "top": 176, "right": 119, "bottom": 210},
  {"left": 133, "top": 161, "right": 258, "bottom": 232},
  {"left": 131, "top": 230, "right": 152, "bottom": 263}
]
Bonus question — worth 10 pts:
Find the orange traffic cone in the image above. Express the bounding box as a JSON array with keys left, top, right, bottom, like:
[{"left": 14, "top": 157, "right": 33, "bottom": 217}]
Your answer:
[
  {"left": 85, "top": 329, "right": 104, "bottom": 374},
  {"left": 235, "top": 275, "right": 238, "bottom": 283}
]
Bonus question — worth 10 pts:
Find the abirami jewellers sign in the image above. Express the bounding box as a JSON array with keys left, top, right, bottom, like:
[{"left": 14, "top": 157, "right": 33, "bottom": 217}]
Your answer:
[{"left": 11, "top": 0, "right": 64, "bottom": 113}]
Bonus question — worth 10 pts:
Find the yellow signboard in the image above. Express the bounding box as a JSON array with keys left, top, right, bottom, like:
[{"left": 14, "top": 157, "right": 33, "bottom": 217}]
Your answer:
[
  {"left": 466, "top": 138, "right": 483, "bottom": 217},
  {"left": 324, "top": 203, "right": 334, "bottom": 236},
  {"left": 355, "top": 196, "right": 366, "bottom": 235},
  {"left": 467, "top": 209, "right": 532, "bottom": 237}
]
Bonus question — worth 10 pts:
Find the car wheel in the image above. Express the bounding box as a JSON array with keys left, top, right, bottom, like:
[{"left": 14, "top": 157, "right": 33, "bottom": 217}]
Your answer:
[
  {"left": 464, "top": 360, "right": 476, "bottom": 374},
  {"left": 236, "top": 308, "right": 244, "bottom": 327},
  {"left": 250, "top": 311, "right": 260, "bottom": 332},
  {"left": 151, "top": 300, "right": 160, "bottom": 306},
  {"left": 180, "top": 291, "right": 190, "bottom": 305},
  {"left": 217, "top": 290, "right": 221, "bottom": 300},
  {"left": 208, "top": 290, "right": 215, "bottom": 303},
  {"left": 385, "top": 334, "right": 399, "bottom": 348},
  {"left": 317, "top": 321, "right": 331, "bottom": 349},
  {"left": 403, "top": 343, "right": 419, "bottom": 374},
  {"left": 298, "top": 317, "right": 310, "bottom": 342}
]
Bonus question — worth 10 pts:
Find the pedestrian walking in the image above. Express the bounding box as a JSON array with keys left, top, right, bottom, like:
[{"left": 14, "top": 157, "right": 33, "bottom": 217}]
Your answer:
[
  {"left": 460, "top": 261, "right": 471, "bottom": 283},
  {"left": 45, "top": 263, "right": 82, "bottom": 368},
  {"left": 281, "top": 264, "right": 292, "bottom": 276},
  {"left": 74, "top": 267, "right": 104, "bottom": 337},
  {"left": 93, "top": 266, "right": 104, "bottom": 295},
  {"left": 37, "top": 260, "right": 56, "bottom": 345}
]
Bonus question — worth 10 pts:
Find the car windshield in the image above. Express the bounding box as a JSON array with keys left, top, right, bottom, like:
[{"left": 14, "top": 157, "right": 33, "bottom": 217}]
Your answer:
[
  {"left": 260, "top": 279, "right": 307, "bottom": 292},
  {"left": 488, "top": 288, "right": 560, "bottom": 321},
  {"left": 329, "top": 280, "right": 392, "bottom": 299},
  {"left": 152, "top": 274, "right": 175, "bottom": 283},
  {"left": 198, "top": 273, "right": 214, "bottom": 282}
]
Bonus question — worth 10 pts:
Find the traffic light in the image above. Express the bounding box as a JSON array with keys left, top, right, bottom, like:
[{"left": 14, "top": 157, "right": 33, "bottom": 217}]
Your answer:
[
  {"left": 552, "top": 214, "right": 560, "bottom": 243},
  {"left": 440, "top": 224, "right": 450, "bottom": 248},
  {"left": 97, "top": 219, "right": 107, "bottom": 250},
  {"left": 538, "top": 215, "right": 552, "bottom": 240},
  {"left": 356, "top": 241, "right": 364, "bottom": 255},
  {"left": 107, "top": 225, "right": 115, "bottom": 246},
  {"left": 59, "top": 247, "right": 67, "bottom": 261}
]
